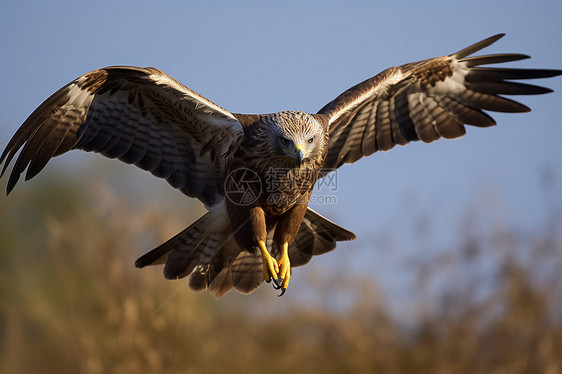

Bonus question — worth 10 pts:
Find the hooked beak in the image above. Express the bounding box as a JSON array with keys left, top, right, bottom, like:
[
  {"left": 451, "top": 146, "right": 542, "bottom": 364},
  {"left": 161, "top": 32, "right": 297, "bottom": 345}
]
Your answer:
[{"left": 295, "top": 144, "right": 305, "bottom": 166}]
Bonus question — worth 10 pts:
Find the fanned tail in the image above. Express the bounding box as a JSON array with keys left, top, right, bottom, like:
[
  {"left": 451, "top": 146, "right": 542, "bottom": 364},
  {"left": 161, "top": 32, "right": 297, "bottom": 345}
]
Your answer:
[{"left": 135, "top": 207, "right": 355, "bottom": 298}]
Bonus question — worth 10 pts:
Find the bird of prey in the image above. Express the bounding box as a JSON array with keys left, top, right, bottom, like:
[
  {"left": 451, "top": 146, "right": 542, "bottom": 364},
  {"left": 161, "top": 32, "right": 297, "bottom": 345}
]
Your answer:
[{"left": 1, "top": 34, "right": 560, "bottom": 297}]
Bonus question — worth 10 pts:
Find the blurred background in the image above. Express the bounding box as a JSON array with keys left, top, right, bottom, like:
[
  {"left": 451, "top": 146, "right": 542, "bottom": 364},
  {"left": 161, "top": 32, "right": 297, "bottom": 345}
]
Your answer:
[{"left": 1, "top": 1, "right": 561, "bottom": 373}]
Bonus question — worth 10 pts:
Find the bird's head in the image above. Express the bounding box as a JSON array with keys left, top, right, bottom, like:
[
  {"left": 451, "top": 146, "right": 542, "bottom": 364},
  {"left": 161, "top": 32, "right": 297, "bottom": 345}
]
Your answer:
[{"left": 262, "top": 111, "right": 327, "bottom": 167}]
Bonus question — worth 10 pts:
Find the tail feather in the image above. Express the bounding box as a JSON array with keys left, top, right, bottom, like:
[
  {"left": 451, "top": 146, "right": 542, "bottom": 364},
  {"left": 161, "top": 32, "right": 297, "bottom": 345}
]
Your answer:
[
  {"left": 164, "top": 234, "right": 217, "bottom": 279},
  {"left": 134, "top": 213, "right": 212, "bottom": 268},
  {"left": 202, "top": 244, "right": 240, "bottom": 297},
  {"left": 134, "top": 207, "right": 356, "bottom": 297},
  {"left": 206, "top": 266, "right": 234, "bottom": 298},
  {"left": 230, "top": 251, "right": 263, "bottom": 294},
  {"left": 289, "top": 208, "right": 356, "bottom": 267}
]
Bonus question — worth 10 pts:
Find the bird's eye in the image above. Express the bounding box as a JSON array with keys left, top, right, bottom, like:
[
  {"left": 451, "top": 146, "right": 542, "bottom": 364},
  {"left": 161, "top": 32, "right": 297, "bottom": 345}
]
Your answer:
[
  {"left": 307, "top": 137, "right": 314, "bottom": 144},
  {"left": 280, "top": 137, "right": 291, "bottom": 146}
]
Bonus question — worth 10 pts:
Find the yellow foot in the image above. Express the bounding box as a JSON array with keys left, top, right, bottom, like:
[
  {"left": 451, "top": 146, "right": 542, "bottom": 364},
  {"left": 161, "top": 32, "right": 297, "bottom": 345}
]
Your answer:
[
  {"left": 258, "top": 240, "right": 279, "bottom": 285},
  {"left": 276, "top": 242, "right": 291, "bottom": 296}
]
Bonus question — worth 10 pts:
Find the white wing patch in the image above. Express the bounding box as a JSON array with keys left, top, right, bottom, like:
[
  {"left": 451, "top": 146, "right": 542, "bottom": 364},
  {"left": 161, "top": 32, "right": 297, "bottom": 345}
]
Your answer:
[
  {"left": 149, "top": 72, "right": 239, "bottom": 123},
  {"left": 66, "top": 81, "right": 95, "bottom": 108},
  {"left": 328, "top": 70, "right": 406, "bottom": 127},
  {"left": 432, "top": 59, "right": 470, "bottom": 95}
]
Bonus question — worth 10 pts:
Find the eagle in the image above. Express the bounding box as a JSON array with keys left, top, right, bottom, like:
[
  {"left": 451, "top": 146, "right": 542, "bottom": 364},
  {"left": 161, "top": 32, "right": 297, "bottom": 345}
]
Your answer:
[{"left": 1, "top": 34, "right": 560, "bottom": 297}]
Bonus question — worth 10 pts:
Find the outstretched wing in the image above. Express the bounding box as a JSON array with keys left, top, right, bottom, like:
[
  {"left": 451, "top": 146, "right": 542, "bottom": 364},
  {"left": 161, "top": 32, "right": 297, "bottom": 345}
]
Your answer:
[
  {"left": 0, "top": 66, "right": 244, "bottom": 206},
  {"left": 319, "top": 34, "right": 562, "bottom": 171}
]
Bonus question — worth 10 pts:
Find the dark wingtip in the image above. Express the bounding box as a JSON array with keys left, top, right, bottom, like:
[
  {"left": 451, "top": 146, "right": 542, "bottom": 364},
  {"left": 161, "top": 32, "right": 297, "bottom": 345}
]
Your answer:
[
  {"left": 6, "top": 173, "right": 19, "bottom": 196},
  {"left": 490, "top": 33, "right": 506, "bottom": 43},
  {"left": 546, "top": 69, "right": 562, "bottom": 78},
  {"left": 134, "top": 255, "right": 150, "bottom": 268},
  {"left": 513, "top": 103, "right": 532, "bottom": 113},
  {"left": 461, "top": 53, "right": 531, "bottom": 67},
  {"left": 134, "top": 260, "right": 144, "bottom": 268},
  {"left": 454, "top": 33, "right": 506, "bottom": 59},
  {"left": 134, "top": 250, "right": 156, "bottom": 268}
]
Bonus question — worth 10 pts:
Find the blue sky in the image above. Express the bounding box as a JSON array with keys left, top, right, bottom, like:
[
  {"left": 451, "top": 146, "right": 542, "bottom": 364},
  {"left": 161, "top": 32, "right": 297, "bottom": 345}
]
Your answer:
[{"left": 1, "top": 1, "right": 561, "bottom": 309}]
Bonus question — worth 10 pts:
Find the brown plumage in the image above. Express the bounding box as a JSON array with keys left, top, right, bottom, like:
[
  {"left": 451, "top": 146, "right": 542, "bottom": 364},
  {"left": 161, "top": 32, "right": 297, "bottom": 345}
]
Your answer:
[{"left": 1, "top": 34, "right": 560, "bottom": 297}]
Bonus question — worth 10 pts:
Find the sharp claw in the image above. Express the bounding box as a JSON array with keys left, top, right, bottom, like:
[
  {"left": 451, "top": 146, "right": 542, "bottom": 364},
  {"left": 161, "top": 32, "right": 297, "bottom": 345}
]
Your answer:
[
  {"left": 277, "top": 287, "right": 287, "bottom": 297},
  {"left": 271, "top": 277, "right": 282, "bottom": 289}
]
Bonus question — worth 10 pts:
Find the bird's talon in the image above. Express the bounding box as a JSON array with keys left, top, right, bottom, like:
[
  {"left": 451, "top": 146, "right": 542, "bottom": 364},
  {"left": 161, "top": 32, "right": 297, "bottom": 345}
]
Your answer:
[
  {"left": 259, "top": 240, "right": 281, "bottom": 286},
  {"left": 278, "top": 287, "right": 287, "bottom": 297},
  {"left": 271, "top": 278, "right": 282, "bottom": 289},
  {"left": 276, "top": 242, "right": 292, "bottom": 294}
]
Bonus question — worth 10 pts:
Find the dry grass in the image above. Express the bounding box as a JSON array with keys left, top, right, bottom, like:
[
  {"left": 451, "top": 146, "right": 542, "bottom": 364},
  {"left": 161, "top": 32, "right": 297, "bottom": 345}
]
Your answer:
[{"left": 0, "top": 177, "right": 561, "bottom": 374}]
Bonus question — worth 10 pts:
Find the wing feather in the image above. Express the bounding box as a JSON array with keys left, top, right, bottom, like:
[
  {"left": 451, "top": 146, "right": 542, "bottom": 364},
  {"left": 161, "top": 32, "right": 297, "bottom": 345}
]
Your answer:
[
  {"left": 360, "top": 101, "right": 378, "bottom": 156},
  {"left": 462, "top": 53, "right": 530, "bottom": 67},
  {"left": 408, "top": 93, "right": 440, "bottom": 143},
  {"left": 0, "top": 66, "right": 244, "bottom": 206},
  {"left": 319, "top": 34, "right": 562, "bottom": 172},
  {"left": 375, "top": 100, "right": 394, "bottom": 151},
  {"left": 390, "top": 91, "right": 415, "bottom": 143}
]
